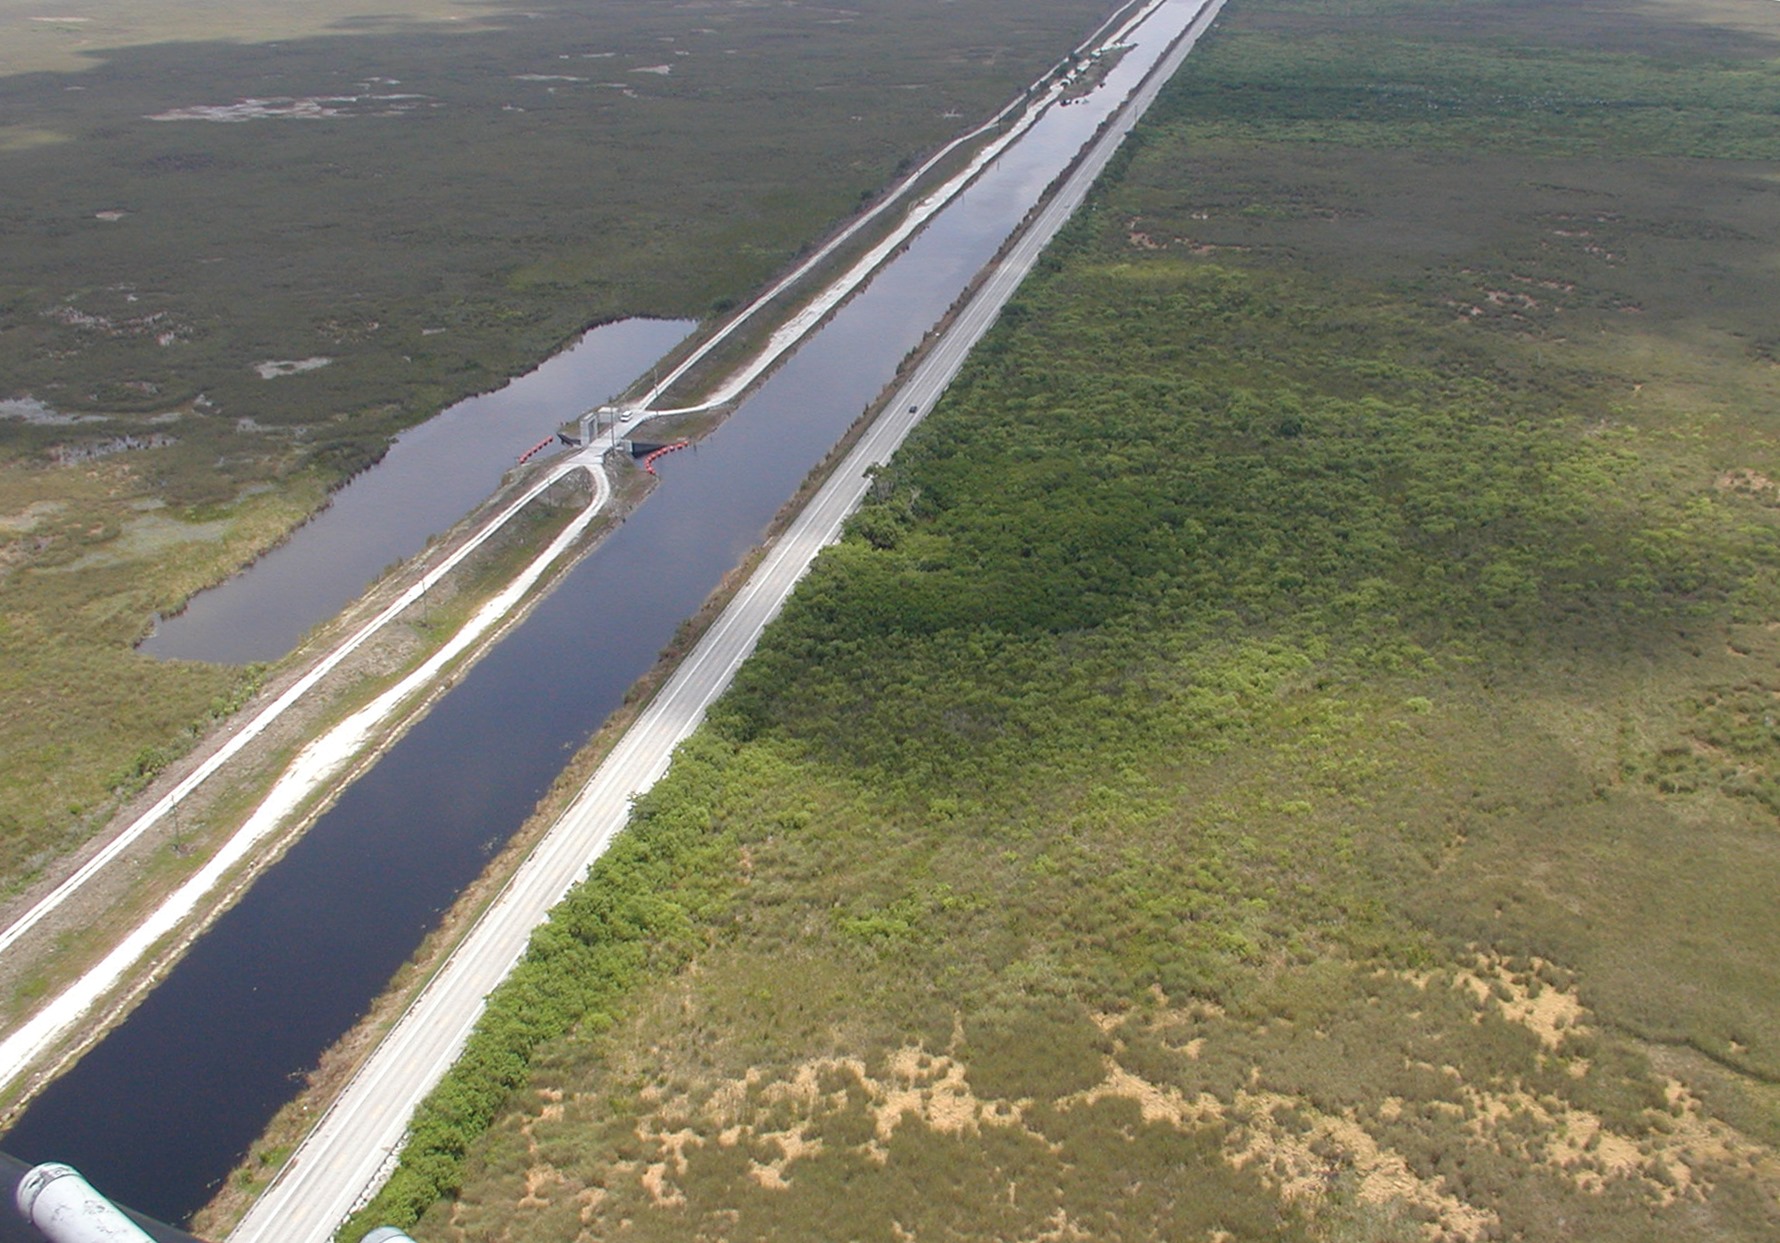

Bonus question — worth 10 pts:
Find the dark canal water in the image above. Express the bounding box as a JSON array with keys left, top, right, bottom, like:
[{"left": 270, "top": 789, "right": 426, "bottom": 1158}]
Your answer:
[
  {"left": 139, "top": 318, "right": 693, "bottom": 665},
  {"left": 2, "top": 0, "right": 1201, "bottom": 1224}
]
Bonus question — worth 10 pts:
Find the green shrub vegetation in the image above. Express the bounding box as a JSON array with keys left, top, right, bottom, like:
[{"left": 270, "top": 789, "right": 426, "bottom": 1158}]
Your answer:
[
  {"left": 0, "top": 0, "right": 1115, "bottom": 891},
  {"left": 350, "top": 0, "right": 1780, "bottom": 1238}
]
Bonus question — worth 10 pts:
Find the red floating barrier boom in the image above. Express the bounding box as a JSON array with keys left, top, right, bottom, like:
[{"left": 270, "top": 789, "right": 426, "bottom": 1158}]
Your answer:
[
  {"left": 642, "top": 439, "right": 691, "bottom": 475},
  {"left": 516, "top": 435, "right": 555, "bottom": 465}
]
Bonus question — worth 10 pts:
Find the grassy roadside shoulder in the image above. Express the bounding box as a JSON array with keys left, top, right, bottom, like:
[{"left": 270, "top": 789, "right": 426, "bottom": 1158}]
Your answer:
[{"left": 349, "top": 0, "right": 1780, "bottom": 1240}]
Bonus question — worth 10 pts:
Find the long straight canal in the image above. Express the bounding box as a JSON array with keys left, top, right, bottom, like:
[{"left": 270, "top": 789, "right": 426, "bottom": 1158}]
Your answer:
[{"left": 2, "top": 0, "right": 1210, "bottom": 1223}]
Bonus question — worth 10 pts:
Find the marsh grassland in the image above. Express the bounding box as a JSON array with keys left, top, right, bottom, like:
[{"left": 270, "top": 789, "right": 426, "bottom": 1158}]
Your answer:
[
  {"left": 0, "top": 0, "right": 1115, "bottom": 895},
  {"left": 364, "top": 0, "right": 1780, "bottom": 1238}
]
